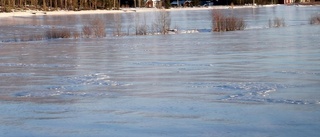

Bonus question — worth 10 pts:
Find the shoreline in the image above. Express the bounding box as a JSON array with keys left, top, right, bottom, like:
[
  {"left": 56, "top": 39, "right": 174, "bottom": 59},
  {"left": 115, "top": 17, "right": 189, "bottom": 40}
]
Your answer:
[
  {"left": 0, "top": 4, "right": 318, "bottom": 19},
  {"left": 0, "top": 5, "right": 275, "bottom": 18},
  {"left": 1, "top": 2, "right": 320, "bottom": 19}
]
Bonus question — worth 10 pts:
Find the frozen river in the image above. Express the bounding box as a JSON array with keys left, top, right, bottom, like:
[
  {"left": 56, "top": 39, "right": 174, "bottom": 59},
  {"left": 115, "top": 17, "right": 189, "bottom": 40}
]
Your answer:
[{"left": 1, "top": 5, "right": 320, "bottom": 137}]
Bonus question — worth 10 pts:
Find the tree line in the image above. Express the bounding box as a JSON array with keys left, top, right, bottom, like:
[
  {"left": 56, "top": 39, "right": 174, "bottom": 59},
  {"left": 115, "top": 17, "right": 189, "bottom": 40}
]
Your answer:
[
  {"left": 0, "top": 0, "right": 123, "bottom": 12},
  {"left": 1, "top": 0, "right": 313, "bottom": 13}
]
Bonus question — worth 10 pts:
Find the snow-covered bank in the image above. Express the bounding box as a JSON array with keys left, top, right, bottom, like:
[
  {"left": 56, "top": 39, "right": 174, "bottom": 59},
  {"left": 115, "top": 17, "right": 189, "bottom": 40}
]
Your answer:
[{"left": 0, "top": 5, "right": 278, "bottom": 18}]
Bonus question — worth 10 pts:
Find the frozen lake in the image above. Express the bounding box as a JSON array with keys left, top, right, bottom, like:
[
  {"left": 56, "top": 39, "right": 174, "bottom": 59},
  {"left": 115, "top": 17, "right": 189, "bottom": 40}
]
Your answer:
[{"left": 1, "top": 5, "right": 320, "bottom": 137}]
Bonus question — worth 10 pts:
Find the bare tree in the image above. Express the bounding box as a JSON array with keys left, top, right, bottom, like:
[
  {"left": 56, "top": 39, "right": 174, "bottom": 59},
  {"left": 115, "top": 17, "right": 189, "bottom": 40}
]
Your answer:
[
  {"left": 43, "top": 0, "right": 47, "bottom": 10},
  {"left": 135, "top": 13, "right": 148, "bottom": 35},
  {"left": 82, "top": 25, "right": 92, "bottom": 38},
  {"left": 92, "top": 18, "right": 106, "bottom": 37},
  {"left": 310, "top": 14, "right": 320, "bottom": 25},
  {"left": 212, "top": 9, "right": 246, "bottom": 32},
  {"left": 113, "top": 14, "right": 123, "bottom": 36},
  {"left": 153, "top": 10, "right": 171, "bottom": 34},
  {"left": 269, "top": 17, "right": 285, "bottom": 28}
]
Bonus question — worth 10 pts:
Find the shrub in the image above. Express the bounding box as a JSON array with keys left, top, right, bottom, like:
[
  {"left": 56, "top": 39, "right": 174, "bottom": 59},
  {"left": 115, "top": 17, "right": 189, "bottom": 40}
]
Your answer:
[
  {"left": 135, "top": 14, "right": 148, "bottom": 35},
  {"left": 73, "top": 31, "right": 81, "bottom": 39},
  {"left": 309, "top": 14, "right": 320, "bottom": 25},
  {"left": 269, "top": 17, "right": 285, "bottom": 28},
  {"left": 153, "top": 10, "right": 171, "bottom": 34},
  {"left": 81, "top": 18, "right": 106, "bottom": 38},
  {"left": 18, "top": 34, "right": 44, "bottom": 41},
  {"left": 113, "top": 14, "right": 123, "bottom": 36},
  {"left": 91, "top": 18, "right": 106, "bottom": 37},
  {"left": 135, "top": 24, "right": 148, "bottom": 35},
  {"left": 31, "top": 34, "right": 44, "bottom": 41},
  {"left": 212, "top": 10, "right": 246, "bottom": 32},
  {"left": 45, "top": 27, "right": 71, "bottom": 39},
  {"left": 82, "top": 25, "right": 92, "bottom": 38}
]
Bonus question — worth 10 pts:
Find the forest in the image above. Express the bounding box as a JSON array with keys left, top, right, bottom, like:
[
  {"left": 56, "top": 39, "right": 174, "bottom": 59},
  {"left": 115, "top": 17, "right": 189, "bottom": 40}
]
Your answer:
[
  {"left": 0, "top": 0, "right": 318, "bottom": 12},
  {"left": 0, "top": 0, "right": 124, "bottom": 12}
]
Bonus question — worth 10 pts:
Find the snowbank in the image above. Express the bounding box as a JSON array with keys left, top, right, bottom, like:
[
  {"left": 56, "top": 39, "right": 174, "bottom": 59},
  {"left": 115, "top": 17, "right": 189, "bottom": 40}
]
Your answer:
[{"left": 0, "top": 6, "right": 271, "bottom": 18}]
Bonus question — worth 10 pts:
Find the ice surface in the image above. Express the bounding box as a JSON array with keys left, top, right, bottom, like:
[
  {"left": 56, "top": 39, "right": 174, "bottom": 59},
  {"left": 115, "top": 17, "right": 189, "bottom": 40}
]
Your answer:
[{"left": 1, "top": 5, "right": 320, "bottom": 137}]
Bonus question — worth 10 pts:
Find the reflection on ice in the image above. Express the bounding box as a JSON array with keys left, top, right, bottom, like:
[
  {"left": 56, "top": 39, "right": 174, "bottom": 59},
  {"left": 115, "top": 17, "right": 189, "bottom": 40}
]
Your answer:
[
  {"left": 9, "top": 72, "right": 132, "bottom": 101},
  {"left": 186, "top": 81, "right": 320, "bottom": 105},
  {"left": 66, "top": 73, "right": 111, "bottom": 86},
  {"left": 0, "top": 62, "right": 77, "bottom": 68}
]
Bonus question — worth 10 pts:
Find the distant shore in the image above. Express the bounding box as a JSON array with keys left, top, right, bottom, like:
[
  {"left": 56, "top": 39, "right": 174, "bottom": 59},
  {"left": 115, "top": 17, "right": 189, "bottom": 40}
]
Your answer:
[
  {"left": 1, "top": 4, "right": 319, "bottom": 19},
  {"left": 0, "top": 5, "right": 271, "bottom": 18},
  {"left": 0, "top": 2, "right": 320, "bottom": 18}
]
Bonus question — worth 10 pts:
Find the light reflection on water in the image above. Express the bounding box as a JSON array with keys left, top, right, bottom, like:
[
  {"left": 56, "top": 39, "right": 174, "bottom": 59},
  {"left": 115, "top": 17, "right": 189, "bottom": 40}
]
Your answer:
[{"left": 0, "top": 6, "right": 320, "bottom": 137}]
